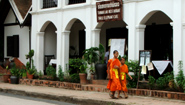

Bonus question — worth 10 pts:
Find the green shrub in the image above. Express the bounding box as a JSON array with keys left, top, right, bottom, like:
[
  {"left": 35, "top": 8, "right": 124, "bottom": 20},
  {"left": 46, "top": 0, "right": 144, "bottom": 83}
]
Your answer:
[
  {"left": 79, "top": 60, "right": 88, "bottom": 73},
  {"left": 156, "top": 77, "right": 168, "bottom": 89},
  {"left": 69, "top": 58, "right": 83, "bottom": 74},
  {"left": 46, "top": 65, "right": 56, "bottom": 79},
  {"left": 58, "top": 65, "right": 64, "bottom": 82},
  {"left": 175, "top": 61, "right": 185, "bottom": 92},
  {"left": 125, "top": 60, "right": 142, "bottom": 88},
  {"left": 148, "top": 75, "right": 155, "bottom": 89},
  {"left": 183, "top": 80, "right": 185, "bottom": 93},
  {"left": 70, "top": 73, "right": 80, "bottom": 83}
]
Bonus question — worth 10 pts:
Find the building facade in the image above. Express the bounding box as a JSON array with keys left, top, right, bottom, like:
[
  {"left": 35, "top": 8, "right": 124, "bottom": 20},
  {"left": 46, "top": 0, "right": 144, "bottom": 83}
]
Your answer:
[{"left": 30, "top": 0, "right": 185, "bottom": 77}]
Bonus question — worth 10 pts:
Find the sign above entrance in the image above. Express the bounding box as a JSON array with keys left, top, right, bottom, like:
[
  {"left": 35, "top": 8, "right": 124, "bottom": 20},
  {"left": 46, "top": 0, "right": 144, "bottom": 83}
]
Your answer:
[{"left": 96, "top": 0, "right": 123, "bottom": 22}]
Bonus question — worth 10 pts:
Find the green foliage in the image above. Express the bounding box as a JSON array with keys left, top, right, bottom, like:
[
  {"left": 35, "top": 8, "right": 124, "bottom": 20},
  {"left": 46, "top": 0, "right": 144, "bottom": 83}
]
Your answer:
[
  {"left": 29, "top": 50, "right": 34, "bottom": 58},
  {"left": 83, "top": 47, "right": 99, "bottom": 65},
  {"left": 126, "top": 75, "right": 143, "bottom": 88},
  {"left": 156, "top": 77, "right": 167, "bottom": 89},
  {"left": 125, "top": 60, "right": 141, "bottom": 88},
  {"left": 27, "top": 59, "right": 37, "bottom": 75},
  {"left": 125, "top": 60, "right": 140, "bottom": 75},
  {"left": 79, "top": 61, "right": 88, "bottom": 73},
  {"left": 98, "top": 44, "right": 105, "bottom": 64},
  {"left": 69, "top": 58, "right": 84, "bottom": 74},
  {"left": 26, "top": 62, "right": 30, "bottom": 70},
  {"left": 175, "top": 61, "right": 185, "bottom": 91},
  {"left": 118, "top": 55, "right": 122, "bottom": 61},
  {"left": 148, "top": 75, "right": 155, "bottom": 89},
  {"left": 20, "top": 68, "right": 27, "bottom": 77},
  {"left": 38, "top": 71, "right": 43, "bottom": 78},
  {"left": 89, "top": 66, "right": 95, "bottom": 75},
  {"left": 154, "top": 71, "right": 174, "bottom": 90},
  {"left": 70, "top": 73, "right": 80, "bottom": 83},
  {"left": 46, "top": 65, "right": 56, "bottom": 79},
  {"left": 164, "top": 71, "right": 174, "bottom": 83},
  {"left": 58, "top": 65, "right": 64, "bottom": 82},
  {"left": 10, "top": 64, "right": 20, "bottom": 77},
  {"left": 183, "top": 80, "right": 185, "bottom": 93}
]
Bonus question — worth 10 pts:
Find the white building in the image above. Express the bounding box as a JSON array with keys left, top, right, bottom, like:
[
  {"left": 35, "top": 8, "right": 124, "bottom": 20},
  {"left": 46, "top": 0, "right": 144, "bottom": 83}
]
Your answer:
[
  {"left": 0, "top": 0, "right": 31, "bottom": 65},
  {"left": 2, "top": 0, "right": 185, "bottom": 77}
]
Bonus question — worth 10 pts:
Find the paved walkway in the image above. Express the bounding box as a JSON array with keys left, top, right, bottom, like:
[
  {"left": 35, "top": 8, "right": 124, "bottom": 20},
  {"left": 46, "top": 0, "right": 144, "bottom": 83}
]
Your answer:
[{"left": 0, "top": 83, "right": 185, "bottom": 105}]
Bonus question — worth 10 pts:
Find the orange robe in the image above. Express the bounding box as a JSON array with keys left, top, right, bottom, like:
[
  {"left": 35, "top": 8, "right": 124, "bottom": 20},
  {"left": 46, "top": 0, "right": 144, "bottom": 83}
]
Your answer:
[
  {"left": 120, "top": 64, "right": 128, "bottom": 92},
  {"left": 107, "top": 58, "right": 122, "bottom": 91}
]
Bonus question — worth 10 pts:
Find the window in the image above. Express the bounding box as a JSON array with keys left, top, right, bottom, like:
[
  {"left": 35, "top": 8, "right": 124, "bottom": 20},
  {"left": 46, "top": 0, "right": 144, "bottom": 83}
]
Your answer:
[
  {"left": 43, "top": 0, "right": 58, "bottom": 9},
  {"left": 68, "top": 0, "right": 86, "bottom": 5}
]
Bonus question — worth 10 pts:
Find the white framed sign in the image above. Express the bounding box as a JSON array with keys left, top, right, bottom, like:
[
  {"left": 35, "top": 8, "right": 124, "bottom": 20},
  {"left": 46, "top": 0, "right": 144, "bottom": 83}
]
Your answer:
[{"left": 109, "top": 39, "right": 126, "bottom": 59}]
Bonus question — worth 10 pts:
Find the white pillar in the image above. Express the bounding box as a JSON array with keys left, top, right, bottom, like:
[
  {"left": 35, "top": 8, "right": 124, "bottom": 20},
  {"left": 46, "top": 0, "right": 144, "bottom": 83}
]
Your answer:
[
  {"left": 57, "top": 0, "right": 62, "bottom": 8},
  {"left": 127, "top": 2, "right": 136, "bottom": 60},
  {"left": 135, "top": 25, "right": 146, "bottom": 60},
  {"left": 36, "top": 32, "right": 45, "bottom": 73},
  {"left": 61, "top": 31, "right": 70, "bottom": 73},
  {"left": 56, "top": 31, "right": 62, "bottom": 74},
  {"left": 173, "top": 0, "right": 183, "bottom": 76},
  {"left": 182, "top": 23, "right": 185, "bottom": 75},
  {"left": 92, "top": 29, "right": 101, "bottom": 47},
  {"left": 85, "top": 28, "right": 92, "bottom": 49}
]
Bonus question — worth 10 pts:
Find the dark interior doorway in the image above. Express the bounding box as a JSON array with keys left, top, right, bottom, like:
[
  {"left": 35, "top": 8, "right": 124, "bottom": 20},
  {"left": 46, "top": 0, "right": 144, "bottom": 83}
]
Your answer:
[
  {"left": 79, "top": 30, "right": 86, "bottom": 58},
  {"left": 106, "top": 27, "right": 128, "bottom": 55},
  {"left": 145, "top": 24, "right": 173, "bottom": 61},
  {"left": 0, "top": 25, "right": 4, "bottom": 61}
]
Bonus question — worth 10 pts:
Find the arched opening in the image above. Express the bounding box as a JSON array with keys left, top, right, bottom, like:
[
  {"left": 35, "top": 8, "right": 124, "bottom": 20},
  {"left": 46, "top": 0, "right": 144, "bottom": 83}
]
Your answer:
[
  {"left": 141, "top": 11, "right": 173, "bottom": 79},
  {"left": 143, "top": 11, "right": 173, "bottom": 60},
  {"left": 69, "top": 19, "right": 86, "bottom": 59},
  {"left": 41, "top": 22, "right": 57, "bottom": 74},
  {"left": 98, "top": 20, "right": 128, "bottom": 61}
]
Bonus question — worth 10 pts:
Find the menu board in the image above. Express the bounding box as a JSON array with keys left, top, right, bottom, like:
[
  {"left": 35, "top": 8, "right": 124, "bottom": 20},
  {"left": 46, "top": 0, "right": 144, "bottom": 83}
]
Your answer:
[
  {"left": 109, "top": 39, "right": 126, "bottom": 59},
  {"left": 139, "top": 50, "right": 152, "bottom": 66}
]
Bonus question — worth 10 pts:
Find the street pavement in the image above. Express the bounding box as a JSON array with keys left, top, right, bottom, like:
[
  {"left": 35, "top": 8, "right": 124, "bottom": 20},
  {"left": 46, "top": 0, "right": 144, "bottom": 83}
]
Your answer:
[
  {"left": 0, "top": 83, "right": 185, "bottom": 105},
  {"left": 0, "top": 92, "right": 76, "bottom": 105}
]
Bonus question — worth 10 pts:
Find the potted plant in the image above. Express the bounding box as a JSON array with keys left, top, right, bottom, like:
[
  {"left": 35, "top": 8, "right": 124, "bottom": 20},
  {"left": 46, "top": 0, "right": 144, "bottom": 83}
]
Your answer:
[
  {"left": 46, "top": 65, "right": 56, "bottom": 80},
  {"left": 79, "top": 60, "right": 88, "bottom": 84},
  {"left": 3, "top": 66, "right": 11, "bottom": 83},
  {"left": 95, "top": 44, "right": 107, "bottom": 80},
  {"left": 26, "top": 59, "right": 36, "bottom": 79},
  {"left": 10, "top": 64, "right": 20, "bottom": 84},
  {"left": 83, "top": 47, "right": 99, "bottom": 79},
  {"left": 89, "top": 66, "right": 95, "bottom": 80}
]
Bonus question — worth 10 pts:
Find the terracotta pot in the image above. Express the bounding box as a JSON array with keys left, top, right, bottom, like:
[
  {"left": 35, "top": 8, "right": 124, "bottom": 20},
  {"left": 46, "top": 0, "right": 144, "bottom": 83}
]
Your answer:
[
  {"left": 3, "top": 74, "right": 10, "bottom": 83},
  {"left": 90, "top": 74, "right": 95, "bottom": 80},
  {"left": 167, "top": 93, "right": 172, "bottom": 99},
  {"left": 79, "top": 73, "right": 87, "bottom": 84},
  {"left": 27, "top": 74, "right": 33, "bottom": 79},
  {"left": 8, "top": 78, "right": 11, "bottom": 83}
]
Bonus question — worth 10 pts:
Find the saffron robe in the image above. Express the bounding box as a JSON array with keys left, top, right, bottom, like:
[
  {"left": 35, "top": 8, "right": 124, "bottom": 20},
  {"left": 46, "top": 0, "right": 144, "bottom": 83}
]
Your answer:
[
  {"left": 120, "top": 64, "right": 129, "bottom": 92},
  {"left": 107, "top": 58, "right": 122, "bottom": 91}
]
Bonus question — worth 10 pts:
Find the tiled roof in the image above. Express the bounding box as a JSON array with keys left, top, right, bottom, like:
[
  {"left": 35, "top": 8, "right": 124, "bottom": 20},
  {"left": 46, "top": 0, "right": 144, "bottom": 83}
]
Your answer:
[{"left": 13, "top": 0, "right": 32, "bottom": 19}]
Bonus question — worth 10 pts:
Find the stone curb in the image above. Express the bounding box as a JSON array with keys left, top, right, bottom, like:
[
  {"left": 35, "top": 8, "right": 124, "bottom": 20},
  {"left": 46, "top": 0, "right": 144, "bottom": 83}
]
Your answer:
[{"left": 0, "top": 87, "right": 125, "bottom": 105}]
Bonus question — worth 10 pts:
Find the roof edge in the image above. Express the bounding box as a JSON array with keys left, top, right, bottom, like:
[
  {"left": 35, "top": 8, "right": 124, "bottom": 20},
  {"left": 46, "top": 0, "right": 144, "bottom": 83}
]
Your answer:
[{"left": 9, "top": 0, "right": 24, "bottom": 24}]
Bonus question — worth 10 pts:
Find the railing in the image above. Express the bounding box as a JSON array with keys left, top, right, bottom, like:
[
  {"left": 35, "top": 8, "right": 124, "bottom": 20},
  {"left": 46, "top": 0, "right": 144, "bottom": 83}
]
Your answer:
[
  {"left": 68, "top": 0, "right": 86, "bottom": 5},
  {"left": 43, "top": 0, "right": 58, "bottom": 9}
]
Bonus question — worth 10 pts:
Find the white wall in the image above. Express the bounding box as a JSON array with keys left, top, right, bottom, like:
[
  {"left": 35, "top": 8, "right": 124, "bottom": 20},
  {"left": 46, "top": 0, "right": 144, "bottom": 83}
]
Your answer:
[
  {"left": 4, "top": 25, "right": 29, "bottom": 65},
  {"left": 31, "top": 0, "right": 185, "bottom": 76},
  {"left": 4, "top": 8, "right": 17, "bottom": 24},
  {"left": 44, "top": 23, "right": 57, "bottom": 58},
  {"left": 4, "top": 8, "right": 29, "bottom": 65}
]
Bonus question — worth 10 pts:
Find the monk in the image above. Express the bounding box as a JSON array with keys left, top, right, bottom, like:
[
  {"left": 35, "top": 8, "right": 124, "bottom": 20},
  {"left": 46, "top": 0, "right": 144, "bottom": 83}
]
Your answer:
[
  {"left": 118, "top": 57, "right": 132, "bottom": 99},
  {"left": 107, "top": 50, "right": 122, "bottom": 99}
]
